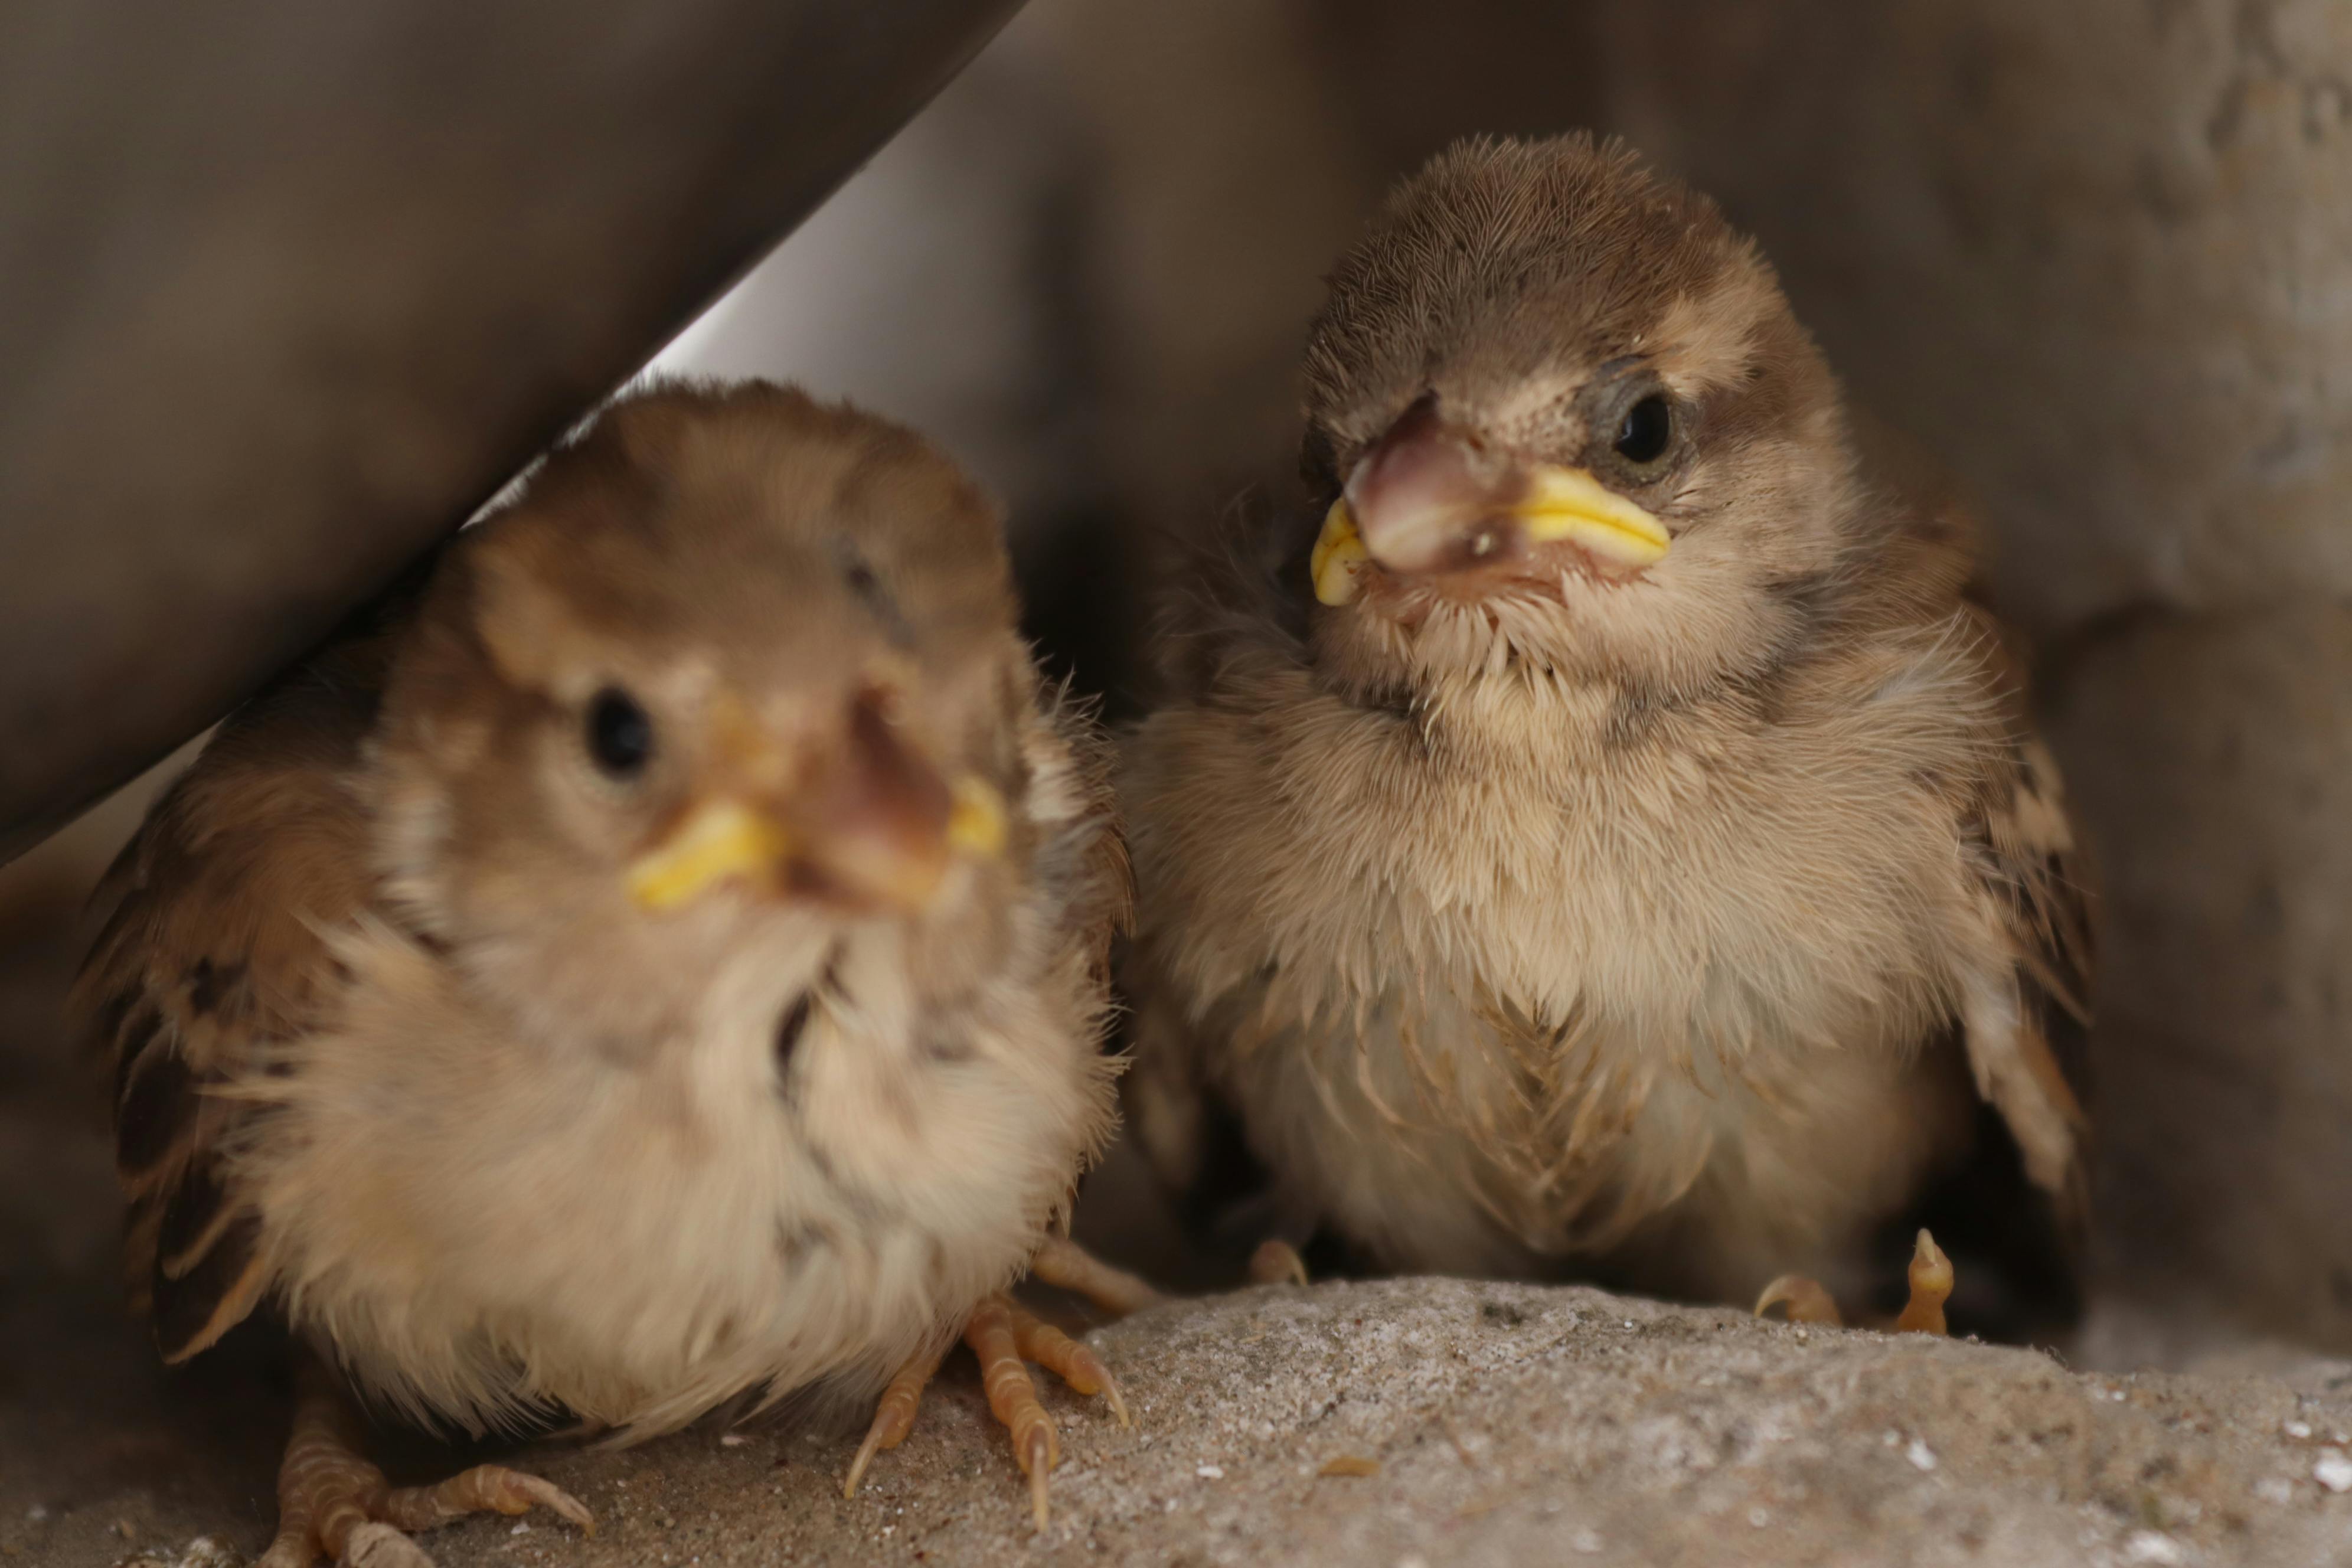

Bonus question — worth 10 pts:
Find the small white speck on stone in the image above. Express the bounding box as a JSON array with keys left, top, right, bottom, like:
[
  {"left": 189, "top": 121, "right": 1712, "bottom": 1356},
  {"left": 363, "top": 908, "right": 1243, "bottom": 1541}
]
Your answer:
[
  {"left": 2123, "top": 1531, "right": 2184, "bottom": 1564},
  {"left": 24, "top": 1505, "right": 48, "bottom": 1522},
  {"left": 1748, "top": 1507, "right": 1769, "bottom": 1528},
  {"left": 2314, "top": 1450, "right": 2352, "bottom": 1493},
  {"left": 1570, "top": 1527, "right": 1604, "bottom": 1554},
  {"left": 510, "top": 1523, "right": 531, "bottom": 1536},
  {"left": 1196, "top": 1464, "right": 1225, "bottom": 1480},
  {"left": 719, "top": 1432, "right": 747, "bottom": 1447},
  {"left": 2254, "top": 1478, "right": 2295, "bottom": 1505},
  {"left": 1883, "top": 1430, "right": 1903, "bottom": 1448},
  {"left": 1622, "top": 1321, "right": 1635, "bottom": 1330},
  {"left": 1906, "top": 1439, "right": 1938, "bottom": 1472},
  {"left": 2285, "top": 1420, "right": 2313, "bottom": 1439}
]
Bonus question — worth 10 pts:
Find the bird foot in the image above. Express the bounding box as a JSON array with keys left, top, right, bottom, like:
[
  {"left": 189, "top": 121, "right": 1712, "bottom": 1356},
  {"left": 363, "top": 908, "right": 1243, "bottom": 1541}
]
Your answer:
[
  {"left": 1754, "top": 1228, "right": 1954, "bottom": 1335},
  {"left": 259, "top": 1361, "right": 591, "bottom": 1568},
  {"left": 842, "top": 1293, "right": 1131, "bottom": 1531},
  {"left": 1027, "top": 1233, "right": 1169, "bottom": 1318},
  {"left": 1247, "top": 1238, "right": 1310, "bottom": 1288}
]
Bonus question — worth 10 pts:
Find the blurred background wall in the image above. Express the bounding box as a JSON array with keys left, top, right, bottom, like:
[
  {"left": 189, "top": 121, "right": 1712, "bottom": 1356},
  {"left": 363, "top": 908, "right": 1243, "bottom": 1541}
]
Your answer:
[{"left": 9, "top": 0, "right": 2350, "bottom": 1359}]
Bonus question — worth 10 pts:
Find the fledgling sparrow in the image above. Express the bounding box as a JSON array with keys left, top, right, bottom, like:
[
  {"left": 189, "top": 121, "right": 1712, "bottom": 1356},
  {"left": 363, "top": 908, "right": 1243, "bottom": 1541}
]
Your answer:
[
  {"left": 1119, "top": 136, "right": 2092, "bottom": 1331},
  {"left": 80, "top": 381, "right": 1137, "bottom": 1564}
]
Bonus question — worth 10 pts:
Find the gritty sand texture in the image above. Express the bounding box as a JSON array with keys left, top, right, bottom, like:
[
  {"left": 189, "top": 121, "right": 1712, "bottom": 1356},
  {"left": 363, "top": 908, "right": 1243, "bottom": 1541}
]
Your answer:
[{"left": 7, "top": 1277, "right": 2350, "bottom": 1568}]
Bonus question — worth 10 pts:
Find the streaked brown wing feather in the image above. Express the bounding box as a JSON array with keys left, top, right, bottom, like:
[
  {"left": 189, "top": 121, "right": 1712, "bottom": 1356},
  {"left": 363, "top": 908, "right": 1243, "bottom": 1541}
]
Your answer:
[
  {"left": 78, "top": 619, "right": 401, "bottom": 1360},
  {"left": 1861, "top": 431, "right": 2094, "bottom": 1236},
  {"left": 1957, "top": 606, "right": 2095, "bottom": 1233}
]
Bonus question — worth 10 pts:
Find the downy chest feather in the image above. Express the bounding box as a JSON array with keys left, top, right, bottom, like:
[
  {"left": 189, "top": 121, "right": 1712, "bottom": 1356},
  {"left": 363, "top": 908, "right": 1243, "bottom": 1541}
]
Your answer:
[
  {"left": 241, "top": 917, "right": 1095, "bottom": 1438},
  {"left": 1146, "top": 654, "right": 1990, "bottom": 1080}
]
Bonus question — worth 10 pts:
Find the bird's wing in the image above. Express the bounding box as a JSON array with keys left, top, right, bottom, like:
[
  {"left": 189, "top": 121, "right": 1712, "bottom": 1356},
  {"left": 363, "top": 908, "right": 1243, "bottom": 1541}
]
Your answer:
[
  {"left": 1955, "top": 608, "right": 2095, "bottom": 1234},
  {"left": 1029, "top": 677, "right": 1132, "bottom": 981},
  {"left": 1854, "top": 420, "right": 2094, "bottom": 1230},
  {"left": 78, "top": 613, "right": 403, "bottom": 1361}
]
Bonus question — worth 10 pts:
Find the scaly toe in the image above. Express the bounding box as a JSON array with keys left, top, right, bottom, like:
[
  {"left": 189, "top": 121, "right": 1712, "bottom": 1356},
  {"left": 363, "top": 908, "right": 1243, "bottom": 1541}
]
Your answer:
[
  {"left": 493, "top": 1472, "right": 594, "bottom": 1534},
  {"left": 1894, "top": 1229, "right": 1955, "bottom": 1336},
  {"left": 968, "top": 1296, "right": 1063, "bottom": 1529},
  {"left": 842, "top": 1340, "right": 948, "bottom": 1499},
  {"left": 340, "top": 1521, "right": 436, "bottom": 1568},
  {"left": 1004, "top": 1302, "right": 1131, "bottom": 1430}
]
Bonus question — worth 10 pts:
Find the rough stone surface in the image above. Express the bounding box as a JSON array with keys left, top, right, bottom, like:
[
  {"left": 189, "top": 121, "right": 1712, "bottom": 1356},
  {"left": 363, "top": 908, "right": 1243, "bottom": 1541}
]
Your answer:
[{"left": 14, "top": 1280, "right": 2352, "bottom": 1568}]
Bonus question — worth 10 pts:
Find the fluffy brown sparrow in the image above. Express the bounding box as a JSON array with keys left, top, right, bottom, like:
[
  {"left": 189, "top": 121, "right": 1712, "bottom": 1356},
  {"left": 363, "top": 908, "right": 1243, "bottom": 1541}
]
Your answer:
[
  {"left": 1119, "top": 136, "right": 2092, "bottom": 1330},
  {"left": 80, "top": 382, "right": 1138, "bottom": 1564}
]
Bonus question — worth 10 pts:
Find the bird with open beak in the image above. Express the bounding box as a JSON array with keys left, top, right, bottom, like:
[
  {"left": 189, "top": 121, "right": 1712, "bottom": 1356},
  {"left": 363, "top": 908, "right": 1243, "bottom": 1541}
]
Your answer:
[
  {"left": 79, "top": 382, "right": 1136, "bottom": 1563},
  {"left": 1120, "top": 136, "right": 2092, "bottom": 1333}
]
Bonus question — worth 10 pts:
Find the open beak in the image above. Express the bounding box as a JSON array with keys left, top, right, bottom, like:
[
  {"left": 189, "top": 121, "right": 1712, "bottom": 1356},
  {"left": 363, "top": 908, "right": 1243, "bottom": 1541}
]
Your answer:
[
  {"left": 1310, "top": 402, "right": 1670, "bottom": 607},
  {"left": 626, "top": 690, "right": 1007, "bottom": 915}
]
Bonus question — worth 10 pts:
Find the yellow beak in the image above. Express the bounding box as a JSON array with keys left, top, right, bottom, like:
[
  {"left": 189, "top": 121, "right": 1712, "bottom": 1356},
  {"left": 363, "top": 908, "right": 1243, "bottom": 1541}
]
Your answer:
[
  {"left": 1513, "top": 464, "right": 1672, "bottom": 568},
  {"left": 626, "top": 799, "right": 795, "bottom": 912},
  {"left": 1310, "top": 498, "right": 1371, "bottom": 606},
  {"left": 947, "top": 774, "right": 1009, "bottom": 858},
  {"left": 626, "top": 774, "right": 1010, "bottom": 915},
  {"left": 1312, "top": 461, "right": 1670, "bottom": 605}
]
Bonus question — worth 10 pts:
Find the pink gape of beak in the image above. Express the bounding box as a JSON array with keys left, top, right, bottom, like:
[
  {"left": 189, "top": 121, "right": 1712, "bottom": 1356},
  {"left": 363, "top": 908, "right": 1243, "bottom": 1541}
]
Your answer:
[{"left": 1310, "top": 397, "right": 1671, "bottom": 607}]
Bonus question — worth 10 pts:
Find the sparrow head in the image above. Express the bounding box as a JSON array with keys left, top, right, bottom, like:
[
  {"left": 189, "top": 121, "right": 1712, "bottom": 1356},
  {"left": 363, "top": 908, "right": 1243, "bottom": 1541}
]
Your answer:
[
  {"left": 1298, "top": 135, "right": 1854, "bottom": 698},
  {"left": 371, "top": 381, "right": 1028, "bottom": 1041}
]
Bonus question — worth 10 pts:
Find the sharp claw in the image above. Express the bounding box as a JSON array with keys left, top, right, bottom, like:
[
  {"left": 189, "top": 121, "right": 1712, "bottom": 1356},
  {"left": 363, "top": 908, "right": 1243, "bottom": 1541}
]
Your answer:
[
  {"left": 1102, "top": 1373, "right": 1132, "bottom": 1430},
  {"left": 843, "top": 1427, "right": 886, "bottom": 1500},
  {"left": 547, "top": 1487, "right": 596, "bottom": 1537},
  {"left": 1023, "top": 1427, "right": 1053, "bottom": 1531},
  {"left": 504, "top": 1474, "right": 594, "bottom": 1534},
  {"left": 1248, "top": 1239, "right": 1309, "bottom": 1288},
  {"left": 1754, "top": 1273, "right": 1843, "bottom": 1327}
]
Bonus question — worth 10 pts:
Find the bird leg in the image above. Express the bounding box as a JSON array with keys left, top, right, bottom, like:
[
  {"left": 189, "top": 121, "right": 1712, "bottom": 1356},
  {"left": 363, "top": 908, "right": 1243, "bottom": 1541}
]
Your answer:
[
  {"left": 1027, "top": 1234, "right": 1168, "bottom": 1317},
  {"left": 842, "top": 1293, "right": 1132, "bottom": 1531},
  {"left": 1032, "top": 1230, "right": 1308, "bottom": 1305},
  {"left": 1753, "top": 1229, "right": 1955, "bottom": 1334},
  {"left": 257, "top": 1357, "right": 592, "bottom": 1568}
]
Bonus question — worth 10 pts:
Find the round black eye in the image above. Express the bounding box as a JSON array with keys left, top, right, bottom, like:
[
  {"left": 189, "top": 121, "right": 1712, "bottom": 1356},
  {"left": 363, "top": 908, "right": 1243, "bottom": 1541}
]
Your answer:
[
  {"left": 1613, "top": 394, "right": 1674, "bottom": 466},
  {"left": 584, "top": 687, "right": 654, "bottom": 779}
]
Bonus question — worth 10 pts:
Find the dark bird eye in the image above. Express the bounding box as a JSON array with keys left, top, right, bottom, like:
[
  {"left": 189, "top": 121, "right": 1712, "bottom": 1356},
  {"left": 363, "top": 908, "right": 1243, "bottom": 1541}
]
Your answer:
[
  {"left": 585, "top": 687, "right": 654, "bottom": 779},
  {"left": 1614, "top": 394, "right": 1674, "bottom": 466}
]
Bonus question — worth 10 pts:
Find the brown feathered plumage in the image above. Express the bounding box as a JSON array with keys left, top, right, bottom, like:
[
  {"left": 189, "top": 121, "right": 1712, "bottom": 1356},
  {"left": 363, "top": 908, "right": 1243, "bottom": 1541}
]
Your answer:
[
  {"left": 80, "top": 381, "right": 1129, "bottom": 1562},
  {"left": 1121, "top": 136, "right": 2090, "bottom": 1326}
]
